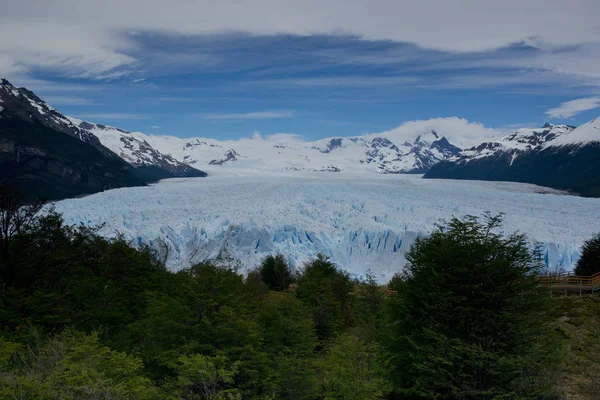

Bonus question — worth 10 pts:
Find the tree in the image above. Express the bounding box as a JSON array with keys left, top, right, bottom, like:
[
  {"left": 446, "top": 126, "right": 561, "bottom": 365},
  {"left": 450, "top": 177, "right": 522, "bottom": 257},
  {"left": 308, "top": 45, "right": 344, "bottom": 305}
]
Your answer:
[
  {"left": 0, "top": 183, "right": 43, "bottom": 266},
  {"left": 575, "top": 233, "right": 600, "bottom": 276},
  {"left": 386, "top": 214, "right": 564, "bottom": 399},
  {"left": 352, "top": 271, "right": 386, "bottom": 342},
  {"left": 258, "top": 295, "right": 318, "bottom": 399},
  {"left": 259, "top": 254, "right": 293, "bottom": 291},
  {"left": 295, "top": 254, "right": 354, "bottom": 343}
]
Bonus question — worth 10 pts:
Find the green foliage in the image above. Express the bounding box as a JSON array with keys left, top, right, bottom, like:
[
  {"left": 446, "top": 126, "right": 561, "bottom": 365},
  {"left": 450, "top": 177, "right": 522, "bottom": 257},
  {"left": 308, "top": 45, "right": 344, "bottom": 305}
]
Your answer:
[
  {"left": 258, "top": 254, "right": 293, "bottom": 291},
  {"left": 575, "top": 232, "right": 600, "bottom": 276},
  {"left": 258, "top": 295, "right": 318, "bottom": 399},
  {"left": 1, "top": 210, "right": 171, "bottom": 334},
  {"left": 317, "top": 334, "right": 391, "bottom": 400},
  {"left": 0, "top": 329, "right": 158, "bottom": 399},
  {"left": 171, "top": 354, "right": 241, "bottom": 400},
  {"left": 385, "top": 214, "right": 564, "bottom": 399},
  {"left": 352, "top": 272, "right": 386, "bottom": 342},
  {"left": 118, "top": 263, "right": 267, "bottom": 394},
  {"left": 295, "top": 254, "right": 354, "bottom": 343}
]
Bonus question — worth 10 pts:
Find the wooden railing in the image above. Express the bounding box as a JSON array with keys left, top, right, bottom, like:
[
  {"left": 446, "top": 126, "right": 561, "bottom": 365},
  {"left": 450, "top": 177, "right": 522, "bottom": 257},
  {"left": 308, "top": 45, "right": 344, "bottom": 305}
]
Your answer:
[{"left": 539, "top": 271, "right": 600, "bottom": 295}]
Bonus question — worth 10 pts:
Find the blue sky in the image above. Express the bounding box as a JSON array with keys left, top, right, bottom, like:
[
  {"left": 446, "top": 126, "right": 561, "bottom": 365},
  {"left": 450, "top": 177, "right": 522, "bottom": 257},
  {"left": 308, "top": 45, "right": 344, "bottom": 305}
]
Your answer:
[{"left": 2, "top": 0, "right": 599, "bottom": 140}]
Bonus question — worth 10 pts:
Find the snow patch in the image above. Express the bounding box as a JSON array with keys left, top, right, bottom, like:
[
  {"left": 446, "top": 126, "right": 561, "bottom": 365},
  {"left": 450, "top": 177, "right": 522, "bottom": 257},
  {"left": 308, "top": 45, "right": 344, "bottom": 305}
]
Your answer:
[{"left": 550, "top": 117, "right": 600, "bottom": 147}]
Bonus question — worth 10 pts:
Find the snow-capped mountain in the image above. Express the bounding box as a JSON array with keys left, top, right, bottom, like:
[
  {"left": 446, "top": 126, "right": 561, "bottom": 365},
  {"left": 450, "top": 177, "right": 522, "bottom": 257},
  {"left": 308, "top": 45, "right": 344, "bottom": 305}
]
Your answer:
[
  {"left": 0, "top": 78, "right": 205, "bottom": 180},
  {"left": 68, "top": 118, "right": 206, "bottom": 178},
  {"left": 425, "top": 120, "right": 600, "bottom": 197},
  {"left": 0, "top": 78, "right": 207, "bottom": 200},
  {"left": 453, "top": 123, "right": 576, "bottom": 162},
  {"left": 0, "top": 79, "right": 113, "bottom": 156},
  {"left": 359, "top": 131, "right": 460, "bottom": 173},
  {"left": 0, "top": 79, "right": 151, "bottom": 200},
  {"left": 123, "top": 128, "right": 462, "bottom": 174},
  {"left": 550, "top": 117, "right": 600, "bottom": 147}
]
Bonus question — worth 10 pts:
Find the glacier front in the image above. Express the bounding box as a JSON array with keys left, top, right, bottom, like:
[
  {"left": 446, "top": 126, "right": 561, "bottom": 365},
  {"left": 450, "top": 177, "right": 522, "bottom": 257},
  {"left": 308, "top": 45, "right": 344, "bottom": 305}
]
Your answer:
[{"left": 54, "top": 170, "right": 600, "bottom": 282}]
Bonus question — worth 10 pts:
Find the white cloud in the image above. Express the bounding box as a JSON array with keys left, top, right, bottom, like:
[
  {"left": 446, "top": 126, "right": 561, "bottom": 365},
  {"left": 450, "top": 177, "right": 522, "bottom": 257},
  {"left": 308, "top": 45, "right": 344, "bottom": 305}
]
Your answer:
[
  {"left": 3, "top": 76, "right": 101, "bottom": 93},
  {"left": 217, "top": 117, "right": 499, "bottom": 147},
  {"left": 545, "top": 97, "right": 600, "bottom": 119},
  {"left": 374, "top": 117, "right": 501, "bottom": 147},
  {"left": 76, "top": 113, "right": 148, "bottom": 120},
  {"left": 150, "top": 125, "right": 161, "bottom": 129},
  {"left": 0, "top": 21, "right": 135, "bottom": 78},
  {"left": 1, "top": 0, "right": 599, "bottom": 80},
  {"left": 200, "top": 111, "right": 294, "bottom": 120}
]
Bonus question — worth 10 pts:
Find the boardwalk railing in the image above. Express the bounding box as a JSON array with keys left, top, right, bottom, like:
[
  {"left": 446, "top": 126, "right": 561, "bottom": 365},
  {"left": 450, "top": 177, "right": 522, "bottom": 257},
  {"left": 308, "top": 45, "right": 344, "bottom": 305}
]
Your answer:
[{"left": 539, "top": 271, "right": 600, "bottom": 295}]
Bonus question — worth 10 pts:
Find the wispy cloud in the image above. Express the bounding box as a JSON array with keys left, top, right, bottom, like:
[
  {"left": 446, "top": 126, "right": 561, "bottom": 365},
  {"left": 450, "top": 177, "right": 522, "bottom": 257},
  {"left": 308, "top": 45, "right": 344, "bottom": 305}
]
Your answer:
[
  {"left": 199, "top": 110, "right": 294, "bottom": 120},
  {"left": 42, "top": 95, "right": 95, "bottom": 106},
  {"left": 75, "top": 113, "right": 149, "bottom": 120},
  {"left": 498, "top": 122, "right": 541, "bottom": 130},
  {"left": 150, "top": 125, "right": 161, "bottom": 129},
  {"left": 546, "top": 97, "right": 600, "bottom": 119},
  {"left": 256, "top": 76, "right": 419, "bottom": 88},
  {"left": 4, "top": 76, "right": 101, "bottom": 93}
]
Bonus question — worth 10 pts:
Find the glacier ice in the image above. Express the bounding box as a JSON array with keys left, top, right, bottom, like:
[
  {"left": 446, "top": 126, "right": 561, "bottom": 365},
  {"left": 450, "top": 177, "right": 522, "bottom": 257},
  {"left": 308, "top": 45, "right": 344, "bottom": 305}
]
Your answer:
[{"left": 53, "top": 170, "right": 600, "bottom": 282}]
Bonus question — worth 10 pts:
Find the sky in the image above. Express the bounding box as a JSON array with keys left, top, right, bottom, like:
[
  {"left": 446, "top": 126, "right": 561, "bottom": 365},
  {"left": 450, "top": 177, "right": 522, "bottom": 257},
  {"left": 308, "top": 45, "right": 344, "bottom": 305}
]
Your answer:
[{"left": 1, "top": 0, "right": 600, "bottom": 141}]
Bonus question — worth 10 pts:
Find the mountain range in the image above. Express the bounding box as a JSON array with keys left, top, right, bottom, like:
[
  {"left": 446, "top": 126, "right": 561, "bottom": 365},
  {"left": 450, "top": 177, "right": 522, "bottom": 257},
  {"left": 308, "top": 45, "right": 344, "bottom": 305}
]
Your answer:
[
  {"left": 68, "top": 116, "right": 462, "bottom": 175},
  {"left": 1, "top": 77, "right": 599, "bottom": 200}
]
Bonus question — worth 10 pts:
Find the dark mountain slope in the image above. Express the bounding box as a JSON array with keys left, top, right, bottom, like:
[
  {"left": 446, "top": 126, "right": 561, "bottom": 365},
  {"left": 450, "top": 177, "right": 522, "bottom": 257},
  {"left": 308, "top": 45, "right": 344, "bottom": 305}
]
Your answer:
[
  {"left": 0, "top": 115, "right": 147, "bottom": 201},
  {"left": 425, "top": 143, "right": 600, "bottom": 197},
  {"left": 425, "top": 121, "right": 600, "bottom": 197}
]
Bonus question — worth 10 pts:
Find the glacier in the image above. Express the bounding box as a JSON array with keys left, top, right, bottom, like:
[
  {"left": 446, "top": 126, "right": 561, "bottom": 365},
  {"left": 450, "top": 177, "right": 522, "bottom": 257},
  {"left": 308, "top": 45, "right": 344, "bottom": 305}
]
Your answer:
[{"left": 53, "top": 169, "right": 600, "bottom": 282}]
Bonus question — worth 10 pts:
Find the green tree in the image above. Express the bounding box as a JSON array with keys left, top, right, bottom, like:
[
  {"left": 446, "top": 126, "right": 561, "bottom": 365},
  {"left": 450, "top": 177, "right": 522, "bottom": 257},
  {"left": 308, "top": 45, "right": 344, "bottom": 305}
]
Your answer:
[
  {"left": 120, "top": 263, "right": 268, "bottom": 396},
  {"left": 295, "top": 254, "right": 354, "bottom": 343},
  {"left": 0, "top": 183, "right": 43, "bottom": 267},
  {"left": 258, "top": 295, "right": 318, "bottom": 399},
  {"left": 317, "top": 334, "right": 391, "bottom": 400},
  {"left": 386, "top": 214, "right": 564, "bottom": 399},
  {"left": 575, "top": 232, "right": 600, "bottom": 276},
  {"left": 259, "top": 254, "right": 293, "bottom": 291},
  {"left": 352, "top": 271, "right": 386, "bottom": 342},
  {"left": 172, "top": 354, "right": 241, "bottom": 400},
  {"left": 0, "top": 329, "right": 158, "bottom": 399}
]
